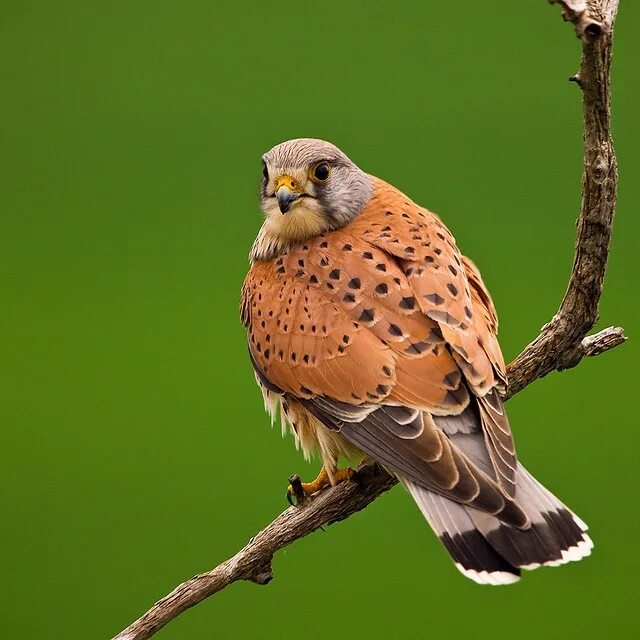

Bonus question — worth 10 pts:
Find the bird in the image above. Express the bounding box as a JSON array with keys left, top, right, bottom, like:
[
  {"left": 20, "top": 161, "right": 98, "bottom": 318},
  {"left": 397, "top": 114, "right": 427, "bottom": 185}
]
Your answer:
[{"left": 240, "top": 138, "right": 592, "bottom": 585}]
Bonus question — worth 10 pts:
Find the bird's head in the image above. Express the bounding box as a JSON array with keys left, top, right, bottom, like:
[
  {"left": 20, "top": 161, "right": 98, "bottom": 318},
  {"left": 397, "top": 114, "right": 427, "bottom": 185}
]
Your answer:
[{"left": 252, "top": 139, "right": 373, "bottom": 260}]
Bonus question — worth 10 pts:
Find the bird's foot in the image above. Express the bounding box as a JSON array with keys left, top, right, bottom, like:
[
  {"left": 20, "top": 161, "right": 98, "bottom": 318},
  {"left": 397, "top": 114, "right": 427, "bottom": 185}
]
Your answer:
[{"left": 287, "top": 466, "right": 355, "bottom": 505}]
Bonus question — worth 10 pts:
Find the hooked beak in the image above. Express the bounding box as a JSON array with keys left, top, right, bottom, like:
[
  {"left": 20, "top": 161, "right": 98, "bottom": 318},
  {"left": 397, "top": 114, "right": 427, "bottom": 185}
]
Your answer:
[
  {"left": 276, "top": 186, "right": 300, "bottom": 214},
  {"left": 274, "top": 175, "right": 303, "bottom": 214}
]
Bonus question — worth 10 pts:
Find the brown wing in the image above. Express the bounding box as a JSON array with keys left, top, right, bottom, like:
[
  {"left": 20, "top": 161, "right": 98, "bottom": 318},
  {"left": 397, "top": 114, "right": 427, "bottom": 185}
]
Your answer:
[
  {"left": 242, "top": 178, "right": 520, "bottom": 514},
  {"left": 241, "top": 260, "right": 396, "bottom": 404},
  {"left": 242, "top": 231, "right": 466, "bottom": 413},
  {"left": 461, "top": 254, "right": 507, "bottom": 387},
  {"left": 348, "top": 179, "right": 517, "bottom": 494}
]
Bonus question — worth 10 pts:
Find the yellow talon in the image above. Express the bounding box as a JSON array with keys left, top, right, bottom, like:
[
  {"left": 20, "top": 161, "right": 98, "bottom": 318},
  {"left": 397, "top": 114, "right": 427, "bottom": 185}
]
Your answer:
[
  {"left": 332, "top": 467, "right": 356, "bottom": 484},
  {"left": 286, "top": 466, "right": 355, "bottom": 504}
]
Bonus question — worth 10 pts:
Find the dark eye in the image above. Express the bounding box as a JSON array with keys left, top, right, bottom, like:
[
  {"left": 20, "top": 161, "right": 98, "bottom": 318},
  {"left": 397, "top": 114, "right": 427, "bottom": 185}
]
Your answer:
[
  {"left": 262, "top": 162, "right": 269, "bottom": 180},
  {"left": 312, "top": 162, "right": 330, "bottom": 182}
]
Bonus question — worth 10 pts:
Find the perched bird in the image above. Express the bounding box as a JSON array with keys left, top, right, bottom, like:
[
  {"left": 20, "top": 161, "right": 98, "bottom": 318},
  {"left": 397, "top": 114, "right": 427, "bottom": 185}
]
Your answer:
[{"left": 241, "top": 138, "right": 592, "bottom": 584}]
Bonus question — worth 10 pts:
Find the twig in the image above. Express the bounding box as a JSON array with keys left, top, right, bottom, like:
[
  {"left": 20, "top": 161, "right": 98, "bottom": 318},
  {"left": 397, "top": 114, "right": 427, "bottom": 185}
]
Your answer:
[
  {"left": 507, "top": 0, "right": 622, "bottom": 397},
  {"left": 112, "top": 2, "right": 624, "bottom": 638}
]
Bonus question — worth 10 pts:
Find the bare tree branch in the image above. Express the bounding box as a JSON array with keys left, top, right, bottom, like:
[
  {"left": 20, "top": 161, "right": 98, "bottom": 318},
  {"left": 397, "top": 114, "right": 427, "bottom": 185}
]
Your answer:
[
  {"left": 114, "top": 464, "right": 397, "bottom": 640},
  {"left": 506, "top": 0, "right": 623, "bottom": 397},
  {"left": 112, "top": 2, "right": 624, "bottom": 638}
]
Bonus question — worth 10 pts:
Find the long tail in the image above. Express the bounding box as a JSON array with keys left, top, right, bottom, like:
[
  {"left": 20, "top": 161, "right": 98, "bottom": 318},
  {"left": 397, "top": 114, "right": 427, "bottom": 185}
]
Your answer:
[{"left": 405, "top": 463, "right": 592, "bottom": 585}]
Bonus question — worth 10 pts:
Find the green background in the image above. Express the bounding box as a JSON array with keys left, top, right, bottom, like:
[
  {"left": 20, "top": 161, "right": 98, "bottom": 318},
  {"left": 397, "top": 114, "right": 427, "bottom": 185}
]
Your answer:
[{"left": 1, "top": 2, "right": 638, "bottom": 639}]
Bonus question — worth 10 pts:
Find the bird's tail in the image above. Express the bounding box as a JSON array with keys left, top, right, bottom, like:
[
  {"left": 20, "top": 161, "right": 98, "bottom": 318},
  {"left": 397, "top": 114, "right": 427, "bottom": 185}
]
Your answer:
[{"left": 404, "top": 463, "right": 593, "bottom": 585}]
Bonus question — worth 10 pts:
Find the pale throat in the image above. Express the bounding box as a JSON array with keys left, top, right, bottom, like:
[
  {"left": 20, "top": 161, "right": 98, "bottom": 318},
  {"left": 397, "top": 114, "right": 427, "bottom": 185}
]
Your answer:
[{"left": 250, "top": 202, "right": 329, "bottom": 261}]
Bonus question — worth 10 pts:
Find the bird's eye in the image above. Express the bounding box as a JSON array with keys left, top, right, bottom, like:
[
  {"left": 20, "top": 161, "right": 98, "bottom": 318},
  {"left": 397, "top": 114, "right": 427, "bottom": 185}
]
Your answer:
[
  {"left": 262, "top": 162, "right": 269, "bottom": 181},
  {"left": 311, "top": 162, "right": 330, "bottom": 183}
]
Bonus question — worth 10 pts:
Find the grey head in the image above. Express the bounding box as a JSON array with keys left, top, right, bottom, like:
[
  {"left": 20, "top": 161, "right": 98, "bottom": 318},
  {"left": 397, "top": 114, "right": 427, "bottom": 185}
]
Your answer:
[{"left": 251, "top": 138, "right": 373, "bottom": 261}]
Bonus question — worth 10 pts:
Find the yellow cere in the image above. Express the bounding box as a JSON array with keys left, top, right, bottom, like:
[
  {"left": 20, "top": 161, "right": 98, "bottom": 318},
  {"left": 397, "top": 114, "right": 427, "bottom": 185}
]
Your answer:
[{"left": 274, "top": 174, "right": 302, "bottom": 192}]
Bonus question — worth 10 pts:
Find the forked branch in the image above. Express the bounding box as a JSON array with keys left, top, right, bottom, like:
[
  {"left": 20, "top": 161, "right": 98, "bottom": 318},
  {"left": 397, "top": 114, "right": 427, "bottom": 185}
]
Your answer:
[{"left": 113, "top": 2, "right": 624, "bottom": 638}]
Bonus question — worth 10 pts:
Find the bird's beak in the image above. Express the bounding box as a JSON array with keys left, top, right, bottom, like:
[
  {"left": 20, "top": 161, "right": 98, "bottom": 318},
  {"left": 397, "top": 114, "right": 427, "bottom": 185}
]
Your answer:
[{"left": 274, "top": 175, "right": 302, "bottom": 214}]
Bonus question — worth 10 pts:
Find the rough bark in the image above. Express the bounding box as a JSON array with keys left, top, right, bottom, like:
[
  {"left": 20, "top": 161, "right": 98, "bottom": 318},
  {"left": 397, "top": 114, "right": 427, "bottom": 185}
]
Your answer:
[
  {"left": 113, "top": 2, "right": 624, "bottom": 638},
  {"left": 507, "top": 0, "right": 622, "bottom": 397}
]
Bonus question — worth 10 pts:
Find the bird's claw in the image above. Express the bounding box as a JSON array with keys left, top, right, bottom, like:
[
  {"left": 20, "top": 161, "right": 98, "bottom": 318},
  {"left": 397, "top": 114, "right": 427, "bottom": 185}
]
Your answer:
[
  {"left": 287, "top": 474, "right": 306, "bottom": 506},
  {"left": 286, "top": 466, "right": 356, "bottom": 506}
]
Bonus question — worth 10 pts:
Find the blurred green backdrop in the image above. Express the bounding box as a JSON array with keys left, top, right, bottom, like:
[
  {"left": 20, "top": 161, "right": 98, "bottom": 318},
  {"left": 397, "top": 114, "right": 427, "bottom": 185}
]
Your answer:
[{"left": 1, "top": 2, "right": 638, "bottom": 639}]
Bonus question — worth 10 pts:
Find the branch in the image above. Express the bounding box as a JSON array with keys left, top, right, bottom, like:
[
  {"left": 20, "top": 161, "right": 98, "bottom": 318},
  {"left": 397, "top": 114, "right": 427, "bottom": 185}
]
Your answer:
[
  {"left": 113, "top": 3, "right": 624, "bottom": 638},
  {"left": 114, "top": 464, "right": 398, "bottom": 640},
  {"left": 507, "top": 0, "right": 623, "bottom": 397}
]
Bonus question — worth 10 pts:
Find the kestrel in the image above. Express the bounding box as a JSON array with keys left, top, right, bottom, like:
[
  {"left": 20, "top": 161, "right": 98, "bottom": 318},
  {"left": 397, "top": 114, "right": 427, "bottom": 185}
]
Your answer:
[{"left": 241, "top": 138, "right": 592, "bottom": 584}]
